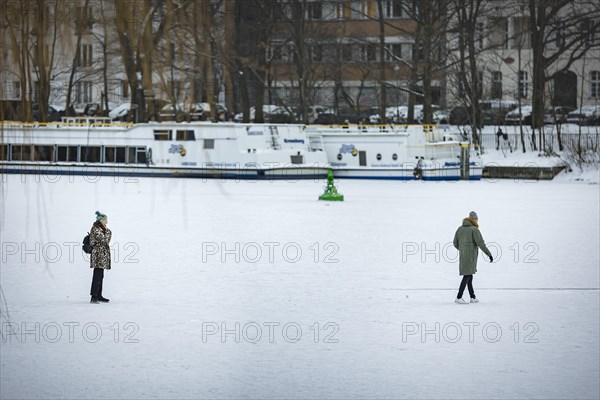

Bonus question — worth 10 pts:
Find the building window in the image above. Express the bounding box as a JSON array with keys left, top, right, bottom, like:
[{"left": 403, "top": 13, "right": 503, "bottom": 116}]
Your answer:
[
  {"left": 77, "top": 44, "right": 93, "bottom": 67},
  {"left": 489, "top": 17, "right": 508, "bottom": 49},
  {"left": 385, "top": 43, "right": 411, "bottom": 62},
  {"left": 518, "top": 71, "right": 528, "bottom": 98},
  {"left": 167, "top": 80, "right": 182, "bottom": 99},
  {"left": 11, "top": 81, "right": 21, "bottom": 99},
  {"left": 591, "top": 71, "right": 600, "bottom": 99},
  {"left": 351, "top": 0, "right": 367, "bottom": 19},
  {"left": 309, "top": 45, "right": 323, "bottom": 62},
  {"left": 362, "top": 44, "right": 377, "bottom": 62},
  {"left": 307, "top": 1, "right": 323, "bottom": 20},
  {"left": 491, "top": 71, "right": 502, "bottom": 99},
  {"left": 121, "top": 80, "right": 130, "bottom": 99},
  {"left": 513, "top": 17, "right": 530, "bottom": 49},
  {"left": 384, "top": 0, "right": 403, "bottom": 18},
  {"left": 554, "top": 21, "right": 564, "bottom": 48},
  {"left": 342, "top": 45, "right": 354, "bottom": 62},
  {"left": 76, "top": 81, "right": 93, "bottom": 103},
  {"left": 75, "top": 5, "right": 94, "bottom": 30},
  {"left": 476, "top": 22, "right": 484, "bottom": 50}
]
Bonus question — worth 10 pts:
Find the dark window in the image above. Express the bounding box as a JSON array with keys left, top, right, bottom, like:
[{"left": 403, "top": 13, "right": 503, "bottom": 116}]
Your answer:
[
  {"left": 11, "top": 145, "right": 32, "bottom": 161},
  {"left": 116, "top": 147, "right": 126, "bottom": 163},
  {"left": 176, "top": 130, "right": 196, "bottom": 141},
  {"left": 80, "top": 146, "right": 101, "bottom": 163},
  {"left": 385, "top": 0, "right": 403, "bottom": 18},
  {"left": 392, "top": 153, "right": 398, "bottom": 161},
  {"left": 491, "top": 71, "right": 502, "bottom": 99},
  {"left": 33, "top": 145, "right": 54, "bottom": 161},
  {"left": 307, "top": 1, "right": 322, "bottom": 20},
  {"left": 128, "top": 146, "right": 147, "bottom": 164},
  {"left": 337, "top": 153, "right": 342, "bottom": 160},
  {"left": 204, "top": 139, "right": 215, "bottom": 149},
  {"left": 154, "top": 130, "right": 171, "bottom": 141},
  {"left": 104, "top": 147, "right": 125, "bottom": 163},
  {"left": 57, "top": 146, "right": 78, "bottom": 162},
  {"left": 0, "top": 145, "right": 7, "bottom": 160},
  {"left": 591, "top": 71, "right": 600, "bottom": 99},
  {"left": 342, "top": 45, "right": 354, "bottom": 62},
  {"left": 376, "top": 153, "right": 382, "bottom": 161},
  {"left": 518, "top": 70, "right": 528, "bottom": 98}
]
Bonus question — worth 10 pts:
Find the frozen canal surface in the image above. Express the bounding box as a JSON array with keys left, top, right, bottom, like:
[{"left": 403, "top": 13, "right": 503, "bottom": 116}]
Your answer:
[{"left": 1, "top": 174, "right": 599, "bottom": 399}]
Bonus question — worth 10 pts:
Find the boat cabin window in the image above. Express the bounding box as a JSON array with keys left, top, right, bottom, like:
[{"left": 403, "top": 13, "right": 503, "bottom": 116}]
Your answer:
[
  {"left": 33, "top": 146, "right": 54, "bottom": 162},
  {"left": 0, "top": 145, "right": 7, "bottom": 161},
  {"left": 104, "top": 146, "right": 127, "bottom": 163},
  {"left": 154, "top": 130, "right": 171, "bottom": 141},
  {"left": 203, "top": 139, "right": 215, "bottom": 149},
  {"left": 176, "top": 130, "right": 195, "bottom": 141},
  {"left": 291, "top": 154, "right": 304, "bottom": 165},
  {"left": 57, "top": 146, "right": 78, "bottom": 162},
  {"left": 11, "top": 145, "right": 32, "bottom": 161},
  {"left": 392, "top": 153, "right": 398, "bottom": 161},
  {"left": 128, "top": 147, "right": 147, "bottom": 164},
  {"left": 376, "top": 153, "right": 382, "bottom": 161},
  {"left": 80, "top": 146, "right": 101, "bottom": 163}
]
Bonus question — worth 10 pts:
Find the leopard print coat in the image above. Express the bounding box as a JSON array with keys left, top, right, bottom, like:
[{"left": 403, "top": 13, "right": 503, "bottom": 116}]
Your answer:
[{"left": 90, "top": 221, "right": 112, "bottom": 269}]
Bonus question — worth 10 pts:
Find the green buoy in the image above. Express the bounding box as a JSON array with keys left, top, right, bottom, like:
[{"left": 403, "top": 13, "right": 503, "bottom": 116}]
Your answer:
[{"left": 319, "top": 169, "right": 344, "bottom": 201}]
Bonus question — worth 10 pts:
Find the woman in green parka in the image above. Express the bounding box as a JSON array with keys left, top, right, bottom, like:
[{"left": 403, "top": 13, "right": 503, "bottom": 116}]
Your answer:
[{"left": 453, "top": 211, "right": 493, "bottom": 304}]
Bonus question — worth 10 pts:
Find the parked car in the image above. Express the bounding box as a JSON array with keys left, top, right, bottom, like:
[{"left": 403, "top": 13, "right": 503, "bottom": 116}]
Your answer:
[
  {"left": 314, "top": 108, "right": 375, "bottom": 124},
  {"left": 543, "top": 106, "right": 576, "bottom": 125},
  {"left": 566, "top": 105, "right": 600, "bottom": 125},
  {"left": 196, "top": 102, "right": 228, "bottom": 120},
  {"left": 505, "top": 105, "right": 533, "bottom": 125},
  {"left": 32, "top": 104, "right": 64, "bottom": 122},
  {"left": 159, "top": 103, "right": 205, "bottom": 121},
  {"left": 300, "top": 105, "right": 332, "bottom": 124},
  {"left": 369, "top": 106, "right": 406, "bottom": 124},
  {"left": 480, "top": 99, "right": 518, "bottom": 125},
  {"left": 108, "top": 103, "right": 132, "bottom": 121},
  {"left": 233, "top": 105, "right": 282, "bottom": 123}
]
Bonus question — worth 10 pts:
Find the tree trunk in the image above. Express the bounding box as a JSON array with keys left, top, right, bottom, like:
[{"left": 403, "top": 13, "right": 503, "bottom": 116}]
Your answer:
[{"left": 377, "top": 0, "right": 387, "bottom": 123}]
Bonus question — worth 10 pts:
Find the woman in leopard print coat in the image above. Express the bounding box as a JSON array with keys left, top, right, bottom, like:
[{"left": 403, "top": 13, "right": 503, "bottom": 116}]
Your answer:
[{"left": 90, "top": 211, "right": 112, "bottom": 303}]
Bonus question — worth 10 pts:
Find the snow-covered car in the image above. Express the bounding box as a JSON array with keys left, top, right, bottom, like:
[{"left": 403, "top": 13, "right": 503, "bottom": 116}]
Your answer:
[
  {"left": 233, "top": 105, "right": 281, "bottom": 123},
  {"left": 32, "top": 104, "right": 65, "bottom": 122},
  {"left": 566, "top": 105, "right": 600, "bottom": 125},
  {"left": 369, "top": 106, "right": 406, "bottom": 124},
  {"left": 505, "top": 105, "right": 533, "bottom": 125},
  {"left": 159, "top": 103, "right": 206, "bottom": 121},
  {"left": 543, "top": 106, "right": 575, "bottom": 125},
  {"left": 73, "top": 102, "right": 87, "bottom": 115},
  {"left": 390, "top": 105, "right": 445, "bottom": 124},
  {"left": 109, "top": 103, "right": 132, "bottom": 121}
]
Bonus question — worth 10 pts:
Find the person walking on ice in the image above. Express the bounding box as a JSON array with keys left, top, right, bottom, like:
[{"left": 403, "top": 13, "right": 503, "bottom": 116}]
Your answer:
[{"left": 453, "top": 211, "right": 493, "bottom": 304}]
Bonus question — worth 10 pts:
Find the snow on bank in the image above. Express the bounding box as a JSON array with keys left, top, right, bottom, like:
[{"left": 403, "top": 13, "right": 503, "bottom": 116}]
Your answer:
[{"left": 1, "top": 175, "right": 598, "bottom": 399}]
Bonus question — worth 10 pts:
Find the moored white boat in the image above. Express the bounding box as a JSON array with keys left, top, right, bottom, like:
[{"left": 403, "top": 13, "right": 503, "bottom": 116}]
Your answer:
[
  {"left": 306, "top": 124, "right": 482, "bottom": 180},
  {"left": 0, "top": 118, "right": 329, "bottom": 180}
]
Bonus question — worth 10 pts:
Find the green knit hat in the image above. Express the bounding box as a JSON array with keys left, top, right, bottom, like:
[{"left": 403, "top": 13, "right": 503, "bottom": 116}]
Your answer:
[{"left": 95, "top": 211, "right": 107, "bottom": 222}]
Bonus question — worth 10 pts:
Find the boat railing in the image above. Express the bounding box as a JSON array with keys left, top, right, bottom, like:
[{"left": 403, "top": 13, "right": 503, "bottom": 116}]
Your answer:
[{"left": 0, "top": 119, "right": 135, "bottom": 128}]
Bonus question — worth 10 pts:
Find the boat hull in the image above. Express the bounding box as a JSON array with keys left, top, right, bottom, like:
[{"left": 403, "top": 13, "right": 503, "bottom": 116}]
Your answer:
[{"left": 0, "top": 162, "right": 329, "bottom": 180}]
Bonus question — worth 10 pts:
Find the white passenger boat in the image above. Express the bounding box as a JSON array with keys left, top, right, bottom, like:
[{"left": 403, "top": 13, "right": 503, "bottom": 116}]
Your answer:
[
  {"left": 0, "top": 118, "right": 329, "bottom": 179},
  {"left": 306, "top": 124, "right": 482, "bottom": 180}
]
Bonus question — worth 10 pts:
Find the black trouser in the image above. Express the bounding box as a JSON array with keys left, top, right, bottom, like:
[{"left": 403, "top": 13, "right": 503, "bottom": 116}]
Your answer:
[
  {"left": 457, "top": 274, "right": 475, "bottom": 299},
  {"left": 90, "top": 268, "right": 104, "bottom": 298}
]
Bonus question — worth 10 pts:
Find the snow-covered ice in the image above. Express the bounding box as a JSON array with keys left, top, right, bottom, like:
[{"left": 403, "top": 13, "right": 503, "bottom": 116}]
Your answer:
[{"left": 1, "top": 172, "right": 599, "bottom": 399}]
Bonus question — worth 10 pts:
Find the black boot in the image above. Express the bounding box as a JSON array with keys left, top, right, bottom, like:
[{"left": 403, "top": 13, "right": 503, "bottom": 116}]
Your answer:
[
  {"left": 98, "top": 296, "right": 110, "bottom": 303},
  {"left": 90, "top": 297, "right": 99, "bottom": 304}
]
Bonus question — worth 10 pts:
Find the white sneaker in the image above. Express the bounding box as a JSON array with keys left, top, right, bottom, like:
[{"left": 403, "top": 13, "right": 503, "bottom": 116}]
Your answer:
[
  {"left": 455, "top": 298, "right": 468, "bottom": 304},
  {"left": 470, "top": 298, "right": 479, "bottom": 303}
]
